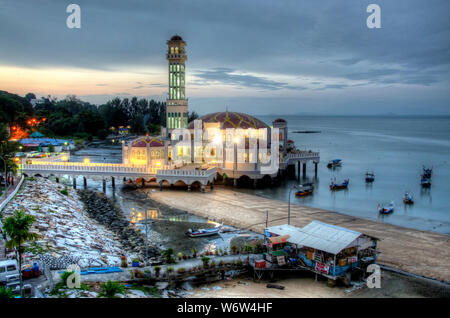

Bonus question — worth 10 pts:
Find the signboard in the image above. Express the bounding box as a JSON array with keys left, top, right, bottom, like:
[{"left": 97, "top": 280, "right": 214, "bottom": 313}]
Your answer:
[
  {"left": 277, "top": 256, "right": 286, "bottom": 266},
  {"left": 315, "top": 262, "right": 329, "bottom": 274},
  {"left": 348, "top": 256, "right": 358, "bottom": 264}
]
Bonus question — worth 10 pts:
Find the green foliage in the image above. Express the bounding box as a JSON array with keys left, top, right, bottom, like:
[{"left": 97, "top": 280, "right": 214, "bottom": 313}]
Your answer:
[
  {"left": 99, "top": 280, "right": 125, "bottom": 298},
  {"left": 162, "top": 248, "right": 175, "bottom": 264},
  {"left": 3, "top": 210, "right": 38, "bottom": 254},
  {"left": 201, "top": 256, "right": 210, "bottom": 268},
  {"left": 60, "top": 188, "right": 68, "bottom": 196},
  {"left": 0, "top": 123, "right": 20, "bottom": 173},
  {"left": 0, "top": 286, "right": 14, "bottom": 298}
]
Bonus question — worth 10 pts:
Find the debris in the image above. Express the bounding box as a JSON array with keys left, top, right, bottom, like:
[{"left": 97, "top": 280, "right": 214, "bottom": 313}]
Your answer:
[{"left": 266, "top": 283, "right": 285, "bottom": 290}]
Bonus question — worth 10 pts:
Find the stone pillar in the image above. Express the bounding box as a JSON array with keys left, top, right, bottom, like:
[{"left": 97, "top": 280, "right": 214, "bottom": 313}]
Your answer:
[
  {"left": 314, "top": 162, "right": 318, "bottom": 178},
  {"left": 56, "top": 177, "right": 59, "bottom": 183},
  {"left": 111, "top": 177, "right": 115, "bottom": 188},
  {"left": 297, "top": 162, "right": 300, "bottom": 181},
  {"left": 187, "top": 184, "right": 191, "bottom": 192},
  {"left": 72, "top": 177, "right": 76, "bottom": 189},
  {"left": 102, "top": 179, "right": 106, "bottom": 192},
  {"left": 201, "top": 185, "right": 205, "bottom": 193},
  {"left": 233, "top": 179, "right": 237, "bottom": 187},
  {"left": 83, "top": 176, "right": 87, "bottom": 189},
  {"left": 141, "top": 178, "right": 145, "bottom": 188},
  {"left": 159, "top": 181, "right": 163, "bottom": 191},
  {"left": 253, "top": 179, "right": 257, "bottom": 189},
  {"left": 210, "top": 182, "right": 214, "bottom": 190},
  {"left": 303, "top": 163, "right": 306, "bottom": 178}
]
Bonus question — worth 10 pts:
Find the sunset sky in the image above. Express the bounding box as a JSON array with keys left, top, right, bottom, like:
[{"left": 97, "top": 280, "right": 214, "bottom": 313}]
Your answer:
[{"left": 0, "top": 0, "right": 449, "bottom": 115}]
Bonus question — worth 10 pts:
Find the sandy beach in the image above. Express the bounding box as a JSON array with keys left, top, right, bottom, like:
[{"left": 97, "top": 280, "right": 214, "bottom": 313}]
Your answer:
[{"left": 149, "top": 187, "right": 450, "bottom": 283}]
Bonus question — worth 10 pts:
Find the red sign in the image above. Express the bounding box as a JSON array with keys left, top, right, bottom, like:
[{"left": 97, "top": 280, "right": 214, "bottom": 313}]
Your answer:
[{"left": 315, "top": 262, "right": 329, "bottom": 274}]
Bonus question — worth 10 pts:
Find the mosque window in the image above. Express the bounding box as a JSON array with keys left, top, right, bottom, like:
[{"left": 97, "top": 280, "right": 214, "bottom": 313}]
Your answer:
[
  {"left": 175, "top": 47, "right": 179, "bottom": 54},
  {"left": 170, "top": 47, "right": 174, "bottom": 54}
]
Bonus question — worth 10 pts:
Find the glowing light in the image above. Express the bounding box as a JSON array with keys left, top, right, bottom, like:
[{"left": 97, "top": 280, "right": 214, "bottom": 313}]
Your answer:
[
  {"left": 213, "top": 135, "right": 222, "bottom": 145},
  {"left": 156, "top": 162, "right": 161, "bottom": 167},
  {"left": 61, "top": 156, "right": 68, "bottom": 161},
  {"left": 233, "top": 137, "right": 240, "bottom": 144},
  {"left": 83, "top": 158, "right": 91, "bottom": 164}
]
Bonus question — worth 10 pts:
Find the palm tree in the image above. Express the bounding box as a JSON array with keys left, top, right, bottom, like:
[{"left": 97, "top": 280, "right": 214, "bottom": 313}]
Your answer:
[
  {"left": 3, "top": 210, "right": 38, "bottom": 297},
  {"left": 161, "top": 248, "right": 175, "bottom": 264}
]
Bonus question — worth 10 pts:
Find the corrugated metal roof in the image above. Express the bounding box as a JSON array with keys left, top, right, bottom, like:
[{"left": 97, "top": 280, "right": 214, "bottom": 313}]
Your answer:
[{"left": 266, "top": 220, "right": 363, "bottom": 255}]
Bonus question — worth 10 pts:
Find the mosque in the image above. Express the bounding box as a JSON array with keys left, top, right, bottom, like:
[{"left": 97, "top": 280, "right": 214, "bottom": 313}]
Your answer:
[{"left": 122, "top": 35, "right": 320, "bottom": 188}]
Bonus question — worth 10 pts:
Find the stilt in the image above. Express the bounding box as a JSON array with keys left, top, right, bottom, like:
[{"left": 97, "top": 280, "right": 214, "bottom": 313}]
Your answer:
[
  {"left": 314, "top": 162, "right": 318, "bottom": 178},
  {"left": 72, "top": 177, "right": 76, "bottom": 189},
  {"left": 210, "top": 182, "right": 214, "bottom": 190},
  {"left": 141, "top": 178, "right": 145, "bottom": 188},
  {"left": 253, "top": 179, "right": 257, "bottom": 189},
  {"left": 83, "top": 176, "right": 87, "bottom": 189},
  {"left": 302, "top": 163, "right": 306, "bottom": 178},
  {"left": 111, "top": 177, "right": 115, "bottom": 189},
  {"left": 201, "top": 185, "right": 205, "bottom": 193},
  {"left": 233, "top": 179, "right": 237, "bottom": 187},
  {"left": 187, "top": 185, "right": 191, "bottom": 192},
  {"left": 159, "top": 182, "right": 163, "bottom": 191},
  {"left": 56, "top": 177, "right": 59, "bottom": 183},
  {"left": 102, "top": 179, "right": 106, "bottom": 192},
  {"left": 297, "top": 162, "right": 300, "bottom": 181}
]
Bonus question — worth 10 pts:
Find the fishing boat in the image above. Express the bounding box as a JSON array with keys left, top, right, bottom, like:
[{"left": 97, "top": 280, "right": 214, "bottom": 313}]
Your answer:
[
  {"left": 365, "top": 171, "right": 375, "bottom": 183},
  {"left": 295, "top": 183, "right": 314, "bottom": 196},
  {"left": 422, "top": 166, "right": 433, "bottom": 179},
  {"left": 403, "top": 192, "right": 414, "bottom": 204},
  {"left": 421, "top": 175, "right": 431, "bottom": 188},
  {"left": 329, "top": 178, "right": 349, "bottom": 190},
  {"left": 378, "top": 201, "right": 395, "bottom": 214},
  {"left": 186, "top": 225, "right": 222, "bottom": 238},
  {"left": 327, "top": 159, "right": 342, "bottom": 168}
]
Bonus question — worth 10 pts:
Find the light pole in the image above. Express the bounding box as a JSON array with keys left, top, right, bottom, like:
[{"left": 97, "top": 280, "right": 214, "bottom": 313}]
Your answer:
[
  {"left": 288, "top": 185, "right": 298, "bottom": 225},
  {"left": 0, "top": 155, "right": 7, "bottom": 201}
]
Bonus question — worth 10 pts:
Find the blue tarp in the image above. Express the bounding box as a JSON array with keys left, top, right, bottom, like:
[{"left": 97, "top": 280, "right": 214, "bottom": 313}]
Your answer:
[{"left": 19, "top": 138, "right": 73, "bottom": 146}]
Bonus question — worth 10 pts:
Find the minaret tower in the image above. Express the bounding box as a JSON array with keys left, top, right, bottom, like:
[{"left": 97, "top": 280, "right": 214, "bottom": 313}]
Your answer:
[{"left": 166, "top": 35, "right": 188, "bottom": 132}]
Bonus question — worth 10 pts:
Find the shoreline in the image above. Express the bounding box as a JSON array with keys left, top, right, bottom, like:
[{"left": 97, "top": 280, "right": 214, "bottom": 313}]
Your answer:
[{"left": 149, "top": 187, "right": 450, "bottom": 283}]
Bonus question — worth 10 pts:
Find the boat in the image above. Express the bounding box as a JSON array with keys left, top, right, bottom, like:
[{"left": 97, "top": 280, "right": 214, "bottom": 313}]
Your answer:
[
  {"left": 421, "top": 175, "right": 431, "bottom": 188},
  {"left": 422, "top": 166, "right": 433, "bottom": 179},
  {"left": 378, "top": 201, "right": 395, "bottom": 214},
  {"left": 327, "top": 159, "right": 342, "bottom": 168},
  {"left": 329, "top": 178, "right": 349, "bottom": 190},
  {"left": 365, "top": 171, "right": 375, "bottom": 183},
  {"left": 295, "top": 183, "right": 314, "bottom": 196},
  {"left": 186, "top": 225, "right": 222, "bottom": 237},
  {"left": 403, "top": 192, "right": 414, "bottom": 204}
]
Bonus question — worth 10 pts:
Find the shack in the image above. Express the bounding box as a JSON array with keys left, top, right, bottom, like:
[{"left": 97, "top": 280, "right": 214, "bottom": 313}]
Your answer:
[{"left": 264, "top": 220, "right": 378, "bottom": 281}]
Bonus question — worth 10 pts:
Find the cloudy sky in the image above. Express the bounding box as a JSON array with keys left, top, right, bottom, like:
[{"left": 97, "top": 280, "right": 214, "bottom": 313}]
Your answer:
[{"left": 0, "top": 0, "right": 449, "bottom": 115}]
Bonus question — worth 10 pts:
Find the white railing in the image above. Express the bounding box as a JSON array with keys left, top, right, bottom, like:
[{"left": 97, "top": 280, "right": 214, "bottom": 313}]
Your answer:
[
  {"left": 29, "top": 152, "right": 70, "bottom": 163},
  {"left": 20, "top": 163, "right": 163, "bottom": 175},
  {"left": 157, "top": 167, "right": 217, "bottom": 178},
  {"left": 286, "top": 151, "right": 320, "bottom": 159}
]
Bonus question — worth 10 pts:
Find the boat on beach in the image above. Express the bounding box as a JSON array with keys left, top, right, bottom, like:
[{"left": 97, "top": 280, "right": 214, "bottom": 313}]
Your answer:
[
  {"left": 327, "top": 159, "right": 342, "bottom": 168},
  {"left": 403, "top": 192, "right": 414, "bottom": 204},
  {"left": 186, "top": 224, "right": 222, "bottom": 237},
  {"left": 329, "top": 178, "right": 349, "bottom": 190},
  {"left": 378, "top": 201, "right": 395, "bottom": 214},
  {"left": 365, "top": 171, "right": 375, "bottom": 183},
  {"left": 295, "top": 183, "right": 314, "bottom": 197}
]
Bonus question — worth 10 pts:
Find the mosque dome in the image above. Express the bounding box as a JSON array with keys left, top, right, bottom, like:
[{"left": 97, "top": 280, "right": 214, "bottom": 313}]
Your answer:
[
  {"left": 273, "top": 118, "right": 286, "bottom": 123},
  {"left": 187, "top": 111, "right": 269, "bottom": 130},
  {"left": 170, "top": 35, "right": 183, "bottom": 41},
  {"left": 131, "top": 136, "right": 164, "bottom": 147}
]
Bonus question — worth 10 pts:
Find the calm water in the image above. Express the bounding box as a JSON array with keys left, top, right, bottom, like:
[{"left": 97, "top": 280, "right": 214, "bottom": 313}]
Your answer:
[
  {"left": 71, "top": 116, "right": 450, "bottom": 235},
  {"left": 253, "top": 115, "right": 450, "bottom": 235}
]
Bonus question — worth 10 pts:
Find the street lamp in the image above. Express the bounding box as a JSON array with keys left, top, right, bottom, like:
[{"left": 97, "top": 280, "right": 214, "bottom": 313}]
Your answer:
[{"left": 288, "top": 185, "right": 298, "bottom": 225}]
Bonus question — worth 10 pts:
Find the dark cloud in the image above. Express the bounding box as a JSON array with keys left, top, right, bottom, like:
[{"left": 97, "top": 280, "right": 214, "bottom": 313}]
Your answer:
[
  {"left": 0, "top": 0, "right": 449, "bottom": 113},
  {"left": 192, "top": 68, "right": 305, "bottom": 90}
]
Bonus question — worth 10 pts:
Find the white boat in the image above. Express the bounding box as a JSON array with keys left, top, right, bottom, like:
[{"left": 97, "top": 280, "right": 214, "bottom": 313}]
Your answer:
[
  {"left": 186, "top": 224, "right": 222, "bottom": 237},
  {"left": 378, "top": 201, "right": 395, "bottom": 214}
]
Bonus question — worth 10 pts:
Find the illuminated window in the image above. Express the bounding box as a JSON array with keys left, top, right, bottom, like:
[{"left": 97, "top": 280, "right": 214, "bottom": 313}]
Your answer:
[
  {"left": 175, "top": 47, "right": 179, "bottom": 54},
  {"left": 170, "top": 47, "right": 174, "bottom": 54}
]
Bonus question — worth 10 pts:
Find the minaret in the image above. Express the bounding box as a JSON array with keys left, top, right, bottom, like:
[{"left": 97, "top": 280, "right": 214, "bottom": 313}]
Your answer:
[{"left": 166, "top": 35, "right": 188, "bottom": 132}]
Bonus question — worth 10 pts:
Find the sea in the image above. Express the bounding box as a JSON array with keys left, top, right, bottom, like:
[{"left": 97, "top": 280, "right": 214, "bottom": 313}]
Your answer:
[
  {"left": 253, "top": 115, "right": 450, "bottom": 235},
  {"left": 71, "top": 115, "right": 450, "bottom": 236}
]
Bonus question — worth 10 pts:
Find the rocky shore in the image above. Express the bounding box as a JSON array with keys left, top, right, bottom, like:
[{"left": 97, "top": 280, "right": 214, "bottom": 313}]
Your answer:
[
  {"left": 78, "top": 190, "right": 159, "bottom": 258},
  {"left": 1, "top": 177, "right": 144, "bottom": 266}
]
